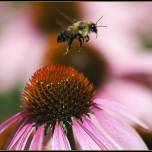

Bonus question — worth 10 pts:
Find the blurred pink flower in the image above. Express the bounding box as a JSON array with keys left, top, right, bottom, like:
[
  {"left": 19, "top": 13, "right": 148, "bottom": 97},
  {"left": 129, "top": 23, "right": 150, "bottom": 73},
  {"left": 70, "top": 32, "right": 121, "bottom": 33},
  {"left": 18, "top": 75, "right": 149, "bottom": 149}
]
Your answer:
[
  {"left": 0, "top": 65, "right": 148, "bottom": 150},
  {"left": 82, "top": 2, "right": 152, "bottom": 128},
  {"left": 0, "top": 4, "right": 47, "bottom": 91},
  {"left": 82, "top": 2, "right": 152, "bottom": 76}
]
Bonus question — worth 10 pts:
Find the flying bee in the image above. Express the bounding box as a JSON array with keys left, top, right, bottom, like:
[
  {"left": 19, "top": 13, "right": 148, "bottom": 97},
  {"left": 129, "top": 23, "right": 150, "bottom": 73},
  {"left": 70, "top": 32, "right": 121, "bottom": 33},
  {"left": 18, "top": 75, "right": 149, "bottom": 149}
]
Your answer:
[{"left": 57, "top": 16, "right": 107, "bottom": 55}]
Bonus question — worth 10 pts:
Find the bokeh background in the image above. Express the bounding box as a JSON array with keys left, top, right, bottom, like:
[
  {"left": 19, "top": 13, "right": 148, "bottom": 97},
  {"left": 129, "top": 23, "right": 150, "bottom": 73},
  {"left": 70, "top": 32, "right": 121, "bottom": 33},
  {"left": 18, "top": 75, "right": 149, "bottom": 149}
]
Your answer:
[{"left": 0, "top": 2, "right": 152, "bottom": 149}]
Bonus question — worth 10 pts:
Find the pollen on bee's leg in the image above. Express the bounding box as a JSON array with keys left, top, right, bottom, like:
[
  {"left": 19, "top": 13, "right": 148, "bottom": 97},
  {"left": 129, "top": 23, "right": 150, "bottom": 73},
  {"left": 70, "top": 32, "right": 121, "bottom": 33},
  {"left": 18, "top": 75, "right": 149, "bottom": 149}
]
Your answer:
[
  {"left": 77, "top": 48, "right": 81, "bottom": 53},
  {"left": 64, "top": 48, "right": 70, "bottom": 55}
]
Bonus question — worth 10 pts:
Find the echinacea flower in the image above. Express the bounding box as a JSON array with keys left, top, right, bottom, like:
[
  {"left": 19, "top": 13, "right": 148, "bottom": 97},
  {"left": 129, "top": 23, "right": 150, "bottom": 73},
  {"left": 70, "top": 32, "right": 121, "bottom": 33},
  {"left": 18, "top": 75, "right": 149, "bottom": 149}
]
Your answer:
[{"left": 0, "top": 65, "right": 148, "bottom": 150}]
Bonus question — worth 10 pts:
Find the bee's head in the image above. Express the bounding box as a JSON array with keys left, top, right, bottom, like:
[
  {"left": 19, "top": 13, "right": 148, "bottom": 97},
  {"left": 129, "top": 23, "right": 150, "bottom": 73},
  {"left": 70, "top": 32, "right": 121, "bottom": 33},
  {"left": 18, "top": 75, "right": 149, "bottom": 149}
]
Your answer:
[
  {"left": 90, "top": 23, "right": 97, "bottom": 33},
  {"left": 91, "top": 16, "right": 107, "bottom": 38}
]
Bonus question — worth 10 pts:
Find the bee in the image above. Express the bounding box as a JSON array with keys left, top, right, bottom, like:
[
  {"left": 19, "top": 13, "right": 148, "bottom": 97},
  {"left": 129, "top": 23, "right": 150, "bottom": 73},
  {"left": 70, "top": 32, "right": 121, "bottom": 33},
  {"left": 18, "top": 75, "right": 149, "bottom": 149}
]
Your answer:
[{"left": 57, "top": 16, "right": 106, "bottom": 55}]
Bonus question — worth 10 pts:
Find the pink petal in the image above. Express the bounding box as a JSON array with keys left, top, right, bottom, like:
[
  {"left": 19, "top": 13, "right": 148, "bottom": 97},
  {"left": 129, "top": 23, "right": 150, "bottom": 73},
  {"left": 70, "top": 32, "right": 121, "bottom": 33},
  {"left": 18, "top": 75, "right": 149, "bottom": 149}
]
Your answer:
[
  {"left": 76, "top": 116, "right": 119, "bottom": 150},
  {"left": 94, "top": 98, "right": 149, "bottom": 130},
  {"left": 29, "top": 125, "right": 44, "bottom": 150},
  {"left": 0, "top": 112, "right": 22, "bottom": 134},
  {"left": 11, "top": 123, "right": 33, "bottom": 150},
  {"left": 96, "top": 80, "right": 152, "bottom": 128},
  {"left": 93, "top": 108, "right": 148, "bottom": 150},
  {"left": 7, "top": 120, "right": 33, "bottom": 150},
  {"left": 52, "top": 122, "right": 71, "bottom": 150},
  {"left": 72, "top": 118, "right": 106, "bottom": 150},
  {"left": 7, "top": 121, "right": 28, "bottom": 149}
]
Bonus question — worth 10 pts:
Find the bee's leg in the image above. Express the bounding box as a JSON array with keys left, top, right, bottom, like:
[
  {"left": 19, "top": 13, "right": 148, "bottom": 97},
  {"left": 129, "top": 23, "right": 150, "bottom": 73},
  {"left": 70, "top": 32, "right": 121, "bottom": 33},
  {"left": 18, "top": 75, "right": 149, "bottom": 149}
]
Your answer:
[
  {"left": 78, "top": 37, "right": 83, "bottom": 48},
  {"left": 77, "top": 34, "right": 84, "bottom": 45},
  {"left": 76, "top": 34, "right": 84, "bottom": 52},
  {"left": 85, "top": 35, "right": 90, "bottom": 42},
  {"left": 68, "top": 38, "right": 74, "bottom": 50},
  {"left": 80, "top": 35, "right": 85, "bottom": 44},
  {"left": 64, "top": 38, "right": 73, "bottom": 55},
  {"left": 81, "top": 37, "right": 85, "bottom": 44}
]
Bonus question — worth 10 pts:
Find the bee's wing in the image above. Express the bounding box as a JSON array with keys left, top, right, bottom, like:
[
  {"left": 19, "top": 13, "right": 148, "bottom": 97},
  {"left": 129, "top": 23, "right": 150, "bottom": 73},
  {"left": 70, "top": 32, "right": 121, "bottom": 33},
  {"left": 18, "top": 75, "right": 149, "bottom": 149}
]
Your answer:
[
  {"left": 56, "top": 8, "right": 77, "bottom": 24},
  {"left": 56, "top": 18, "right": 67, "bottom": 30}
]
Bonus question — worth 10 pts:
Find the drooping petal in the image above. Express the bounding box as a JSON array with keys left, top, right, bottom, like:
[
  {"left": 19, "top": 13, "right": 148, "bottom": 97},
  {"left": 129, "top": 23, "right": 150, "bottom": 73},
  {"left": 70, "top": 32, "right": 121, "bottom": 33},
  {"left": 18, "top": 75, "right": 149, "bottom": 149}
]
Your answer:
[
  {"left": 81, "top": 116, "right": 122, "bottom": 150},
  {"left": 29, "top": 125, "right": 44, "bottom": 150},
  {"left": 11, "top": 123, "right": 33, "bottom": 150},
  {"left": 7, "top": 121, "right": 28, "bottom": 149},
  {"left": 52, "top": 122, "right": 71, "bottom": 150},
  {"left": 7, "top": 120, "right": 34, "bottom": 150},
  {"left": 96, "top": 80, "right": 152, "bottom": 129},
  {"left": 72, "top": 118, "right": 107, "bottom": 150},
  {"left": 0, "top": 112, "right": 22, "bottom": 134},
  {"left": 93, "top": 107, "right": 148, "bottom": 150},
  {"left": 94, "top": 98, "right": 149, "bottom": 130}
]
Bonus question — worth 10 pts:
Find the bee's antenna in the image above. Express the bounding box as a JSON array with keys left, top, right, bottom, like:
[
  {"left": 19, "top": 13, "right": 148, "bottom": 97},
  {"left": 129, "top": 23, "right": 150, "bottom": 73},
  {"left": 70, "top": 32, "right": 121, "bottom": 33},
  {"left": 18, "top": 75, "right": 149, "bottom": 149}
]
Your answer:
[
  {"left": 96, "top": 25, "right": 107, "bottom": 27},
  {"left": 95, "top": 16, "right": 103, "bottom": 25}
]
